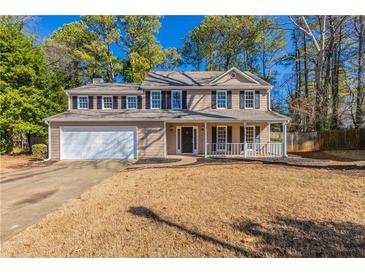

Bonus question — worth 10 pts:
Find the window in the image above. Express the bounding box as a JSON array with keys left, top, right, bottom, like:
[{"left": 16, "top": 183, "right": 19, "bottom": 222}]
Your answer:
[
  {"left": 78, "top": 96, "right": 89, "bottom": 109},
  {"left": 193, "top": 127, "right": 197, "bottom": 151},
  {"left": 102, "top": 96, "right": 113, "bottom": 109},
  {"left": 127, "top": 96, "right": 137, "bottom": 109},
  {"left": 217, "top": 126, "right": 227, "bottom": 150},
  {"left": 171, "top": 90, "right": 182, "bottom": 109},
  {"left": 245, "top": 126, "right": 254, "bottom": 150},
  {"left": 245, "top": 91, "right": 254, "bottom": 109},
  {"left": 151, "top": 91, "right": 161, "bottom": 109},
  {"left": 216, "top": 90, "right": 227, "bottom": 109}
]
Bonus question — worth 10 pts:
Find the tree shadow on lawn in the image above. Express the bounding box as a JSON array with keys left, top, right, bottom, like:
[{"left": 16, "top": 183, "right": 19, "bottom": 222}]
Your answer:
[
  {"left": 128, "top": 206, "right": 257, "bottom": 257},
  {"left": 193, "top": 157, "right": 365, "bottom": 172},
  {"left": 231, "top": 217, "right": 365, "bottom": 257},
  {"left": 128, "top": 207, "right": 365, "bottom": 257}
]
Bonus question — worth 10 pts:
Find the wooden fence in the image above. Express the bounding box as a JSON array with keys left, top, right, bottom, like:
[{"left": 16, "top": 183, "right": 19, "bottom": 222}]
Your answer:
[{"left": 272, "top": 129, "right": 365, "bottom": 152}]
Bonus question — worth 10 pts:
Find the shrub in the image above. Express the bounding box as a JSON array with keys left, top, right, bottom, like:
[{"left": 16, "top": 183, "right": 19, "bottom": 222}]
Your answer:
[
  {"left": 32, "top": 144, "right": 48, "bottom": 160},
  {"left": 12, "top": 146, "right": 25, "bottom": 155},
  {"left": 270, "top": 137, "right": 283, "bottom": 142}
]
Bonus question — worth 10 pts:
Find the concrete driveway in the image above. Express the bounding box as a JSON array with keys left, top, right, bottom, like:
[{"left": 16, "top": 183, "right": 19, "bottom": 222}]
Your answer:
[{"left": 0, "top": 160, "right": 127, "bottom": 243}]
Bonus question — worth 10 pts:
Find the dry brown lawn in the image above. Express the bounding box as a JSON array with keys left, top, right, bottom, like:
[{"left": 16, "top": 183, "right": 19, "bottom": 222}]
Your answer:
[
  {"left": 0, "top": 155, "right": 37, "bottom": 174},
  {"left": 1, "top": 163, "right": 364, "bottom": 258}
]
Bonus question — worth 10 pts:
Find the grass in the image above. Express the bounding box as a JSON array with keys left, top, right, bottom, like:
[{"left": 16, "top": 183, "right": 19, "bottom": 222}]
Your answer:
[
  {"left": 292, "top": 150, "right": 365, "bottom": 162},
  {"left": 1, "top": 163, "right": 364, "bottom": 258},
  {"left": 0, "top": 155, "right": 36, "bottom": 174}
]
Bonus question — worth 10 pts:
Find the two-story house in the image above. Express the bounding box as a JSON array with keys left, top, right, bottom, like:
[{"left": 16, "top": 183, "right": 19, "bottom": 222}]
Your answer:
[{"left": 45, "top": 67, "right": 289, "bottom": 160}]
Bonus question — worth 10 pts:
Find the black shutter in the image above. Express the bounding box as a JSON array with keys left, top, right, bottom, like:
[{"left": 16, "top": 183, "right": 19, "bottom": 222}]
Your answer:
[
  {"left": 145, "top": 91, "right": 150, "bottom": 109},
  {"left": 212, "top": 126, "right": 217, "bottom": 143},
  {"left": 121, "top": 96, "right": 127, "bottom": 109},
  {"left": 166, "top": 91, "right": 171, "bottom": 109},
  {"left": 211, "top": 91, "right": 216, "bottom": 109},
  {"left": 255, "top": 91, "right": 260, "bottom": 109},
  {"left": 240, "top": 91, "right": 245, "bottom": 109},
  {"left": 227, "top": 91, "right": 232, "bottom": 109},
  {"left": 137, "top": 96, "right": 142, "bottom": 109},
  {"left": 255, "top": 126, "right": 260, "bottom": 143},
  {"left": 88, "top": 96, "right": 93, "bottom": 109},
  {"left": 113, "top": 96, "right": 118, "bottom": 109},
  {"left": 227, "top": 126, "right": 232, "bottom": 143},
  {"left": 161, "top": 91, "right": 166, "bottom": 109},
  {"left": 182, "top": 91, "right": 187, "bottom": 109},
  {"left": 97, "top": 96, "right": 102, "bottom": 109},
  {"left": 72, "top": 96, "right": 78, "bottom": 109},
  {"left": 240, "top": 126, "right": 245, "bottom": 143}
]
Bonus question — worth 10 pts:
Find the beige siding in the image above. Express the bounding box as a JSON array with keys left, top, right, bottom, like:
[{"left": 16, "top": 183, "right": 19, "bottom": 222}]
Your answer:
[
  {"left": 187, "top": 90, "right": 268, "bottom": 111},
  {"left": 213, "top": 72, "right": 254, "bottom": 84},
  {"left": 50, "top": 121, "right": 164, "bottom": 160},
  {"left": 71, "top": 90, "right": 268, "bottom": 111},
  {"left": 166, "top": 123, "right": 205, "bottom": 155},
  {"left": 166, "top": 122, "right": 269, "bottom": 155},
  {"left": 206, "top": 122, "right": 269, "bottom": 144}
]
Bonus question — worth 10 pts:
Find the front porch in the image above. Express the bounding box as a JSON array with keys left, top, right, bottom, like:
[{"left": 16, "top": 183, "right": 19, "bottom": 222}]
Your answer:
[{"left": 165, "top": 121, "right": 287, "bottom": 158}]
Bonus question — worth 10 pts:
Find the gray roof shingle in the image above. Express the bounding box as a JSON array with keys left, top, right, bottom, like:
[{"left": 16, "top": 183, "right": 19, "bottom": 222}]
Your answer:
[
  {"left": 66, "top": 83, "right": 142, "bottom": 95},
  {"left": 141, "top": 70, "right": 271, "bottom": 88},
  {"left": 46, "top": 109, "right": 289, "bottom": 122}
]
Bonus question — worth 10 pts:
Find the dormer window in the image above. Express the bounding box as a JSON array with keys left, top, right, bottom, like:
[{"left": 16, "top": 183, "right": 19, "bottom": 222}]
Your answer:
[
  {"left": 102, "top": 96, "right": 113, "bottom": 109},
  {"left": 78, "top": 96, "right": 89, "bottom": 109},
  {"left": 216, "top": 90, "right": 227, "bottom": 109},
  {"left": 127, "top": 96, "right": 137, "bottom": 109}
]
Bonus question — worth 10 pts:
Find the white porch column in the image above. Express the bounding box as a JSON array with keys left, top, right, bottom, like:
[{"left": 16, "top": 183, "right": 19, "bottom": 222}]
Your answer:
[
  {"left": 163, "top": 121, "right": 167, "bottom": 158},
  {"left": 282, "top": 122, "right": 287, "bottom": 158},
  {"left": 204, "top": 122, "right": 207, "bottom": 158},
  {"left": 243, "top": 122, "right": 247, "bottom": 158}
]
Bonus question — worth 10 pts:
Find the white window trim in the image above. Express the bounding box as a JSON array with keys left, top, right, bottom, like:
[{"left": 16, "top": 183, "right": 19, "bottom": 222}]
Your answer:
[
  {"left": 176, "top": 126, "right": 198, "bottom": 155},
  {"left": 151, "top": 90, "right": 161, "bottom": 109},
  {"left": 77, "top": 96, "right": 89, "bottom": 109},
  {"left": 245, "top": 90, "right": 255, "bottom": 109},
  {"left": 126, "top": 96, "right": 137, "bottom": 109},
  {"left": 171, "top": 90, "right": 182, "bottom": 110},
  {"left": 216, "top": 90, "right": 227, "bottom": 109},
  {"left": 102, "top": 96, "right": 113, "bottom": 110}
]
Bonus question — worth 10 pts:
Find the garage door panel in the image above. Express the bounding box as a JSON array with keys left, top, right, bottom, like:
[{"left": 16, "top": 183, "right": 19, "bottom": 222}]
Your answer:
[{"left": 60, "top": 127, "right": 136, "bottom": 160}]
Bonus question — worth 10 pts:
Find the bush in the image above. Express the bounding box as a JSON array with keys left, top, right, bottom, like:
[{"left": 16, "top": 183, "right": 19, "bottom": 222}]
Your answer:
[
  {"left": 32, "top": 144, "right": 48, "bottom": 160},
  {"left": 12, "top": 146, "right": 25, "bottom": 155},
  {"left": 270, "top": 137, "right": 283, "bottom": 142}
]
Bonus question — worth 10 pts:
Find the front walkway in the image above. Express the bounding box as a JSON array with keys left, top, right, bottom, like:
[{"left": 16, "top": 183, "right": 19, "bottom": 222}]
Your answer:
[{"left": 0, "top": 160, "right": 127, "bottom": 243}]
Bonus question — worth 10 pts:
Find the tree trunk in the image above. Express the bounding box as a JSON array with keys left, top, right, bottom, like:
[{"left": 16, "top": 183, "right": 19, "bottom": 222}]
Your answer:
[
  {"left": 21, "top": 133, "right": 30, "bottom": 153},
  {"left": 355, "top": 16, "right": 364, "bottom": 128},
  {"left": 302, "top": 32, "right": 310, "bottom": 131},
  {"left": 331, "top": 23, "right": 342, "bottom": 129}
]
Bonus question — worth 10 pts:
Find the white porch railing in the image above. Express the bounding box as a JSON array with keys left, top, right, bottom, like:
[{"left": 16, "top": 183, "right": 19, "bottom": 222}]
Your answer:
[{"left": 206, "top": 143, "right": 283, "bottom": 158}]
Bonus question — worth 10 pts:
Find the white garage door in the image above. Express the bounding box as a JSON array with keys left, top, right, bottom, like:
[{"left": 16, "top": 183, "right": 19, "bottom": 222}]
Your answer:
[{"left": 60, "top": 126, "right": 137, "bottom": 160}]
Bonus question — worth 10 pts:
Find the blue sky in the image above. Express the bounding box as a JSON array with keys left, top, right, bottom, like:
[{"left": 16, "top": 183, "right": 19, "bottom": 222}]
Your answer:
[{"left": 32, "top": 15, "right": 291, "bottom": 105}]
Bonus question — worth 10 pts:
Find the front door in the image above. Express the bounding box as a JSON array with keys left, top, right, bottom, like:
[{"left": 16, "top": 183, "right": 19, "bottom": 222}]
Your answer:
[{"left": 181, "top": 127, "right": 193, "bottom": 153}]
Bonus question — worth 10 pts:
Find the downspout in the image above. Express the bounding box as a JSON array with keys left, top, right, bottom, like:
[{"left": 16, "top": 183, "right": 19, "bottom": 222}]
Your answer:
[
  {"left": 66, "top": 90, "right": 71, "bottom": 110},
  {"left": 45, "top": 120, "right": 52, "bottom": 161},
  {"left": 267, "top": 87, "right": 272, "bottom": 111}
]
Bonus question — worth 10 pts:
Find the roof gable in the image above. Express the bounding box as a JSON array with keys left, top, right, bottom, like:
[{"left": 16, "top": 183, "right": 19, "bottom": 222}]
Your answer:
[{"left": 209, "top": 67, "right": 259, "bottom": 85}]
